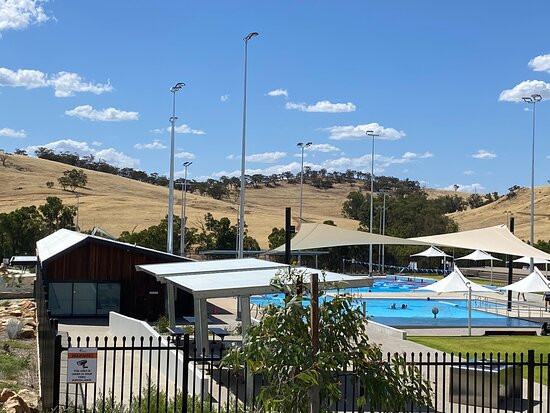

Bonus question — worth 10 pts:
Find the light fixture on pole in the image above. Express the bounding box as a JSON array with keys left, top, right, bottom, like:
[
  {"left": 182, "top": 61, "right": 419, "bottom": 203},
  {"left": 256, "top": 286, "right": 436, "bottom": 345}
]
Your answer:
[
  {"left": 297, "top": 142, "right": 312, "bottom": 225},
  {"left": 522, "top": 93, "right": 543, "bottom": 272},
  {"left": 238, "top": 31, "right": 259, "bottom": 259},
  {"left": 180, "top": 161, "right": 192, "bottom": 257},
  {"left": 366, "top": 130, "right": 379, "bottom": 275},
  {"left": 297, "top": 142, "right": 312, "bottom": 266},
  {"left": 167, "top": 82, "right": 185, "bottom": 254}
]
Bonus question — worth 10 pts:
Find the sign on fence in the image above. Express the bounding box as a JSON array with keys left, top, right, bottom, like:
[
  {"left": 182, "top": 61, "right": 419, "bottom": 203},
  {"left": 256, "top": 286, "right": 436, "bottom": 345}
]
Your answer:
[{"left": 67, "top": 348, "right": 97, "bottom": 383}]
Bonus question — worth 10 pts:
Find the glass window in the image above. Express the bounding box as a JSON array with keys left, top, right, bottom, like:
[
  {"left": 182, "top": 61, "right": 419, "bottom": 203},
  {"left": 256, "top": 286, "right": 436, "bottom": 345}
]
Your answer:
[
  {"left": 97, "top": 283, "right": 121, "bottom": 315},
  {"left": 49, "top": 283, "right": 73, "bottom": 316},
  {"left": 72, "top": 283, "right": 97, "bottom": 315}
]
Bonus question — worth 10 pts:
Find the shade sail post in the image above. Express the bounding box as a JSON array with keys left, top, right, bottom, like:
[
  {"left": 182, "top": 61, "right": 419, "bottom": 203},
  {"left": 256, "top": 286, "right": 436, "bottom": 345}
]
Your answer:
[{"left": 468, "top": 285, "right": 472, "bottom": 336}]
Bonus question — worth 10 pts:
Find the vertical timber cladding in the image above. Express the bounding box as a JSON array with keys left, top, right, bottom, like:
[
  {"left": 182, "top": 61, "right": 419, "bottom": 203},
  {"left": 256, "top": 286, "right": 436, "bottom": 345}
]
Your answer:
[{"left": 45, "top": 238, "right": 191, "bottom": 320}]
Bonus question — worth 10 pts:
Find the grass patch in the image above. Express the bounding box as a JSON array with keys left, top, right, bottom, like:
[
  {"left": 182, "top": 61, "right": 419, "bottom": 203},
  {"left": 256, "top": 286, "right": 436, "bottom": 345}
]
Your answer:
[
  {"left": 409, "top": 335, "right": 550, "bottom": 383},
  {"left": 1, "top": 340, "right": 32, "bottom": 350},
  {"left": 0, "top": 350, "right": 30, "bottom": 380}
]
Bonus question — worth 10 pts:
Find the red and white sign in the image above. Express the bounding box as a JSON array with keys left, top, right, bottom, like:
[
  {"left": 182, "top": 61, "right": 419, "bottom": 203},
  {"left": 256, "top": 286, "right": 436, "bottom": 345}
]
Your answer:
[{"left": 67, "top": 348, "right": 97, "bottom": 383}]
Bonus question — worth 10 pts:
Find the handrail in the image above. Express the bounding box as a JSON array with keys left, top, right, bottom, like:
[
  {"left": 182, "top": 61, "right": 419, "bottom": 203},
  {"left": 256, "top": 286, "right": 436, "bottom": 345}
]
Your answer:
[{"left": 469, "top": 293, "right": 546, "bottom": 324}]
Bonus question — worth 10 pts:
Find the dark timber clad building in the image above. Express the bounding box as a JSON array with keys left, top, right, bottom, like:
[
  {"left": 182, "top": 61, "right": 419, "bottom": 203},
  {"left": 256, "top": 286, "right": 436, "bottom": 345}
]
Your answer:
[{"left": 37, "top": 229, "right": 193, "bottom": 320}]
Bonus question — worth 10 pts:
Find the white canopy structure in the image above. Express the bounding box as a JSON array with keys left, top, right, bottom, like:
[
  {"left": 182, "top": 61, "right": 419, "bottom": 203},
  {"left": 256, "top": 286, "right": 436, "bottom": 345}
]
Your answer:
[
  {"left": 269, "top": 223, "right": 429, "bottom": 252},
  {"left": 513, "top": 256, "right": 549, "bottom": 273},
  {"left": 514, "top": 256, "right": 550, "bottom": 265},
  {"left": 410, "top": 225, "right": 550, "bottom": 260},
  {"left": 136, "top": 259, "right": 374, "bottom": 352},
  {"left": 456, "top": 250, "right": 500, "bottom": 262},
  {"left": 410, "top": 246, "right": 451, "bottom": 274},
  {"left": 416, "top": 266, "right": 493, "bottom": 335},
  {"left": 500, "top": 268, "right": 550, "bottom": 293},
  {"left": 411, "top": 246, "right": 451, "bottom": 258},
  {"left": 455, "top": 250, "right": 501, "bottom": 285}
]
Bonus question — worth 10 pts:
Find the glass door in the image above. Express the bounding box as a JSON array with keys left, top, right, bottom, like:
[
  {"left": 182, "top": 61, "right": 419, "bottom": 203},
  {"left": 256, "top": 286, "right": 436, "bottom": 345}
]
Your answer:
[{"left": 72, "top": 283, "right": 98, "bottom": 315}]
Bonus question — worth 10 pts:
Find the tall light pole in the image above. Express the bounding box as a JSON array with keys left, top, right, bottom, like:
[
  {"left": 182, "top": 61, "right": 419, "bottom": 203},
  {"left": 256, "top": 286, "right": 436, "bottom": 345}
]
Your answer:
[
  {"left": 167, "top": 82, "right": 185, "bottom": 254},
  {"left": 380, "top": 190, "right": 388, "bottom": 273},
  {"left": 297, "top": 142, "right": 312, "bottom": 266},
  {"left": 522, "top": 93, "right": 542, "bottom": 272},
  {"left": 297, "top": 142, "right": 312, "bottom": 225},
  {"left": 238, "top": 31, "right": 259, "bottom": 259},
  {"left": 366, "top": 130, "right": 379, "bottom": 275},
  {"left": 180, "top": 161, "right": 192, "bottom": 257}
]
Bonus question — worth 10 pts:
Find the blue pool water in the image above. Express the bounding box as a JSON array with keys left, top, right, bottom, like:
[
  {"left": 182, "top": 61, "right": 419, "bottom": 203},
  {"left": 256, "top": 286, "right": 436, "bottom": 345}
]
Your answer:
[
  {"left": 250, "top": 295, "right": 539, "bottom": 328},
  {"left": 346, "top": 275, "right": 436, "bottom": 293}
]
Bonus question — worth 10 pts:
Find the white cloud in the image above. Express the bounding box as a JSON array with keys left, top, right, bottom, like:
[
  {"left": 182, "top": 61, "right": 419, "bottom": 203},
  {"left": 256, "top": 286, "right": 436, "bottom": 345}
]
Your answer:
[
  {"left": 267, "top": 89, "right": 288, "bottom": 97},
  {"left": 91, "top": 141, "right": 102, "bottom": 146},
  {"left": 0, "top": 127, "right": 26, "bottom": 138},
  {"left": 220, "top": 94, "right": 229, "bottom": 102},
  {"left": 26, "top": 139, "right": 139, "bottom": 168},
  {"left": 65, "top": 105, "right": 139, "bottom": 122},
  {"left": 175, "top": 151, "right": 195, "bottom": 159},
  {"left": 171, "top": 124, "right": 206, "bottom": 135},
  {"left": 499, "top": 80, "right": 550, "bottom": 102},
  {"left": 0, "top": 67, "right": 112, "bottom": 96},
  {"left": 211, "top": 150, "right": 431, "bottom": 178},
  {"left": 472, "top": 149, "right": 497, "bottom": 159},
  {"left": 225, "top": 151, "right": 287, "bottom": 163},
  {"left": 246, "top": 151, "right": 287, "bottom": 163},
  {"left": 49, "top": 72, "right": 112, "bottom": 97},
  {"left": 528, "top": 54, "right": 550, "bottom": 74},
  {"left": 150, "top": 128, "right": 164, "bottom": 135},
  {"left": 286, "top": 100, "right": 356, "bottom": 113},
  {"left": 0, "top": 0, "right": 51, "bottom": 33},
  {"left": 134, "top": 140, "right": 167, "bottom": 150},
  {"left": 324, "top": 122, "right": 406, "bottom": 140},
  {"left": 443, "top": 183, "right": 485, "bottom": 193},
  {"left": 463, "top": 170, "right": 475, "bottom": 175},
  {"left": 402, "top": 151, "right": 433, "bottom": 160},
  {"left": 308, "top": 143, "right": 340, "bottom": 153}
]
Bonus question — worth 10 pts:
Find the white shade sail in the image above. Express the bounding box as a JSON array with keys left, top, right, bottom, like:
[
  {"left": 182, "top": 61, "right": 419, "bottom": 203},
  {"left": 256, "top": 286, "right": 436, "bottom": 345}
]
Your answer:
[
  {"left": 410, "top": 225, "right": 550, "bottom": 261},
  {"left": 411, "top": 246, "right": 451, "bottom": 258},
  {"left": 416, "top": 266, "right": 493, "bottom": 293},
  {"left": 500, "top": 268, "right": 550, "bottom": 293},
  {"left": 513, "top": 256, "right": 550, "bottom": 265},
  {"left": 455, "top": 250, "right": 501, "bottom": 262},
  {"left": 269, "top": 223, "right": 429, "bottom": 252}
]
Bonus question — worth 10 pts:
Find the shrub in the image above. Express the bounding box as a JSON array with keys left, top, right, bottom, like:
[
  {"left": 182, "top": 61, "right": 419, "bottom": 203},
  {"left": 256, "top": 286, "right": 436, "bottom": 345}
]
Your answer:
[
  {"left": 156, "top": 316, "right": 169, "bottom": 334},
  {"left": 46, "top": 181, "right": 54, "bottom": 189},
  {"left": 6, "top": 319, "right": 24, "bottom": 339}
]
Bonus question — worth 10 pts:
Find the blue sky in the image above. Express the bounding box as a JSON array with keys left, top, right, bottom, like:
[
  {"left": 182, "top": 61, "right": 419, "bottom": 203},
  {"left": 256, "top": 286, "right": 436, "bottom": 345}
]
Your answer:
[{"left": 1, "top": 1, "right": 550, "bottom": 193}]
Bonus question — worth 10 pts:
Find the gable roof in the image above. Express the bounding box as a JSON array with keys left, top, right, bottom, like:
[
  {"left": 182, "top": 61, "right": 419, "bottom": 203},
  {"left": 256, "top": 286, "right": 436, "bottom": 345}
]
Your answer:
[{"left": 37, "top": 228, "right": 190, "bottom": 264}]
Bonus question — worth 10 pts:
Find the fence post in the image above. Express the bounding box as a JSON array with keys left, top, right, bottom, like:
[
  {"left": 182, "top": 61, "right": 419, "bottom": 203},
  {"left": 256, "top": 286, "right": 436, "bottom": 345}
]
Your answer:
[
  {"left": 527, "top": 349, "right": 535, "bottom": 413},
  {"left": 182, "top": 334, "right": 190, "bottom": 412},
  {"left": 52, "top": 334, "right": 62, "bottom": 410}
]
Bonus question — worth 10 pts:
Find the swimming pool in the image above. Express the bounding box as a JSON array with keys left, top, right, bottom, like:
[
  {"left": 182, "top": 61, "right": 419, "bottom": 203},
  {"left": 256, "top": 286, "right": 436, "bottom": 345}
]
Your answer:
[
  {"left": 347, "top": 275, "right": 436, "bottom": 293},
  {"left": 249, "top": 295, "right": 539, "bottom": 328}
]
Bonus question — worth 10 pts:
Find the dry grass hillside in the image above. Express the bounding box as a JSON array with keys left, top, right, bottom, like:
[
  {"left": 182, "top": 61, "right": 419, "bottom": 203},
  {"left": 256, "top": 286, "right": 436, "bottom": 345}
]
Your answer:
[
  {"left": 449, "top": 186, "right": 550, "bottom": 241},
  {"left": 2, "top": 154, "right": 549, "bottom": 247},
  {"left": 0, "top": 155, "right": 360, "bottom": 248}
]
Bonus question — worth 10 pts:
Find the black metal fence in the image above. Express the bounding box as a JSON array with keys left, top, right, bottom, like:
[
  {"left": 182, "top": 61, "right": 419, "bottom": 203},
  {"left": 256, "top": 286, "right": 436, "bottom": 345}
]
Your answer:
[
  {"left": 45, "top": 333, "right": 550, "bottom": 413},
  {"left": 35, "top": 278, "right": 62, "bottom": 410}
]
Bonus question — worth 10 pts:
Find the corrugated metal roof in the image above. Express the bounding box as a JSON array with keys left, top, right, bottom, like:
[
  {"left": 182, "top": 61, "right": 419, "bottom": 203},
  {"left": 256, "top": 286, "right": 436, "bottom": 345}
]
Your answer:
[
  {"left": 36, "top": 228, "right": 190, "bottom": 263},
  {"left": 165, "top": 267, "right": 373, "bottom": 299},
  {"left": 137, "top": 258, "right": 287, "bottom": 278},
  {"left": 36, "top": 229, "right": 87, "bottom": 262}
]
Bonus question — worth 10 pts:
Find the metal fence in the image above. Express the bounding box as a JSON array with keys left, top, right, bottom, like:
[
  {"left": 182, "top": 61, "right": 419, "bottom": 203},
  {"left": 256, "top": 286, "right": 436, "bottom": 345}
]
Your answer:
[{"left": 47, "top": 333, "right": 550, "bottom": 413}]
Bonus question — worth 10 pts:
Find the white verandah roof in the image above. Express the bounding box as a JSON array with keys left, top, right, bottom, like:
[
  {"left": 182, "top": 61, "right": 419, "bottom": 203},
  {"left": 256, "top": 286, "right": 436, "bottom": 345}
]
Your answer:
[
  {"left": 136, "top": 258, "right": 288, "bottom": 280},
  {"left": 162, "top": 267, "right": 372, "bottom": 299}
]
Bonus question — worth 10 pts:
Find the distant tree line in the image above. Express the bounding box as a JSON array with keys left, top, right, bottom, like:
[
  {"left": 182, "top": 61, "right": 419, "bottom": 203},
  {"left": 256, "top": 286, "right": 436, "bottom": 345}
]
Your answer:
[{"left": 0, "top": 197, "right": 76, "bottom": 258}]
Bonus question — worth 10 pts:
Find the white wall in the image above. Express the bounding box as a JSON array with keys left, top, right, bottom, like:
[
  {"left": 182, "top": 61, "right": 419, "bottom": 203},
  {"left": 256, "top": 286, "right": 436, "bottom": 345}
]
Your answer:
[{"left": 108, "top": 312, "right": 209, "bottom": 395}]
